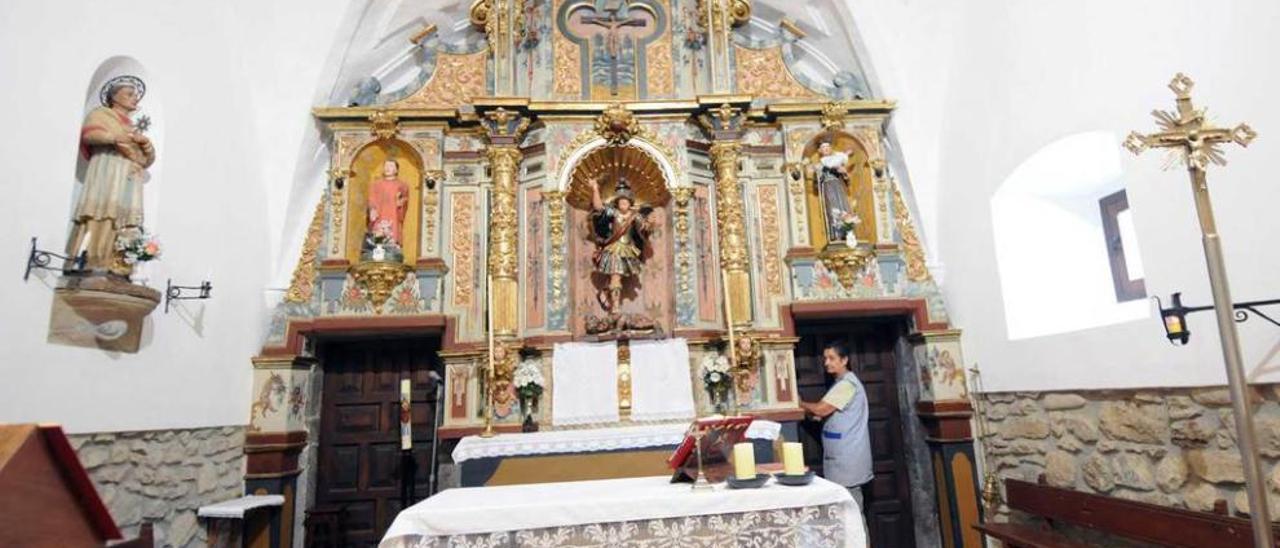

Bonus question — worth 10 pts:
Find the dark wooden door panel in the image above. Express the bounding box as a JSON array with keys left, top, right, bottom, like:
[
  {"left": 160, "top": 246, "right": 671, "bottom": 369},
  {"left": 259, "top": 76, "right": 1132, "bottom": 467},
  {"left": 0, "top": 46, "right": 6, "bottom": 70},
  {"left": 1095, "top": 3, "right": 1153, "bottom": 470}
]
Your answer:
[
  {"left": 794, "top": 319, "right": 915, "bottom": 548},
  {"left": 316, "top": 337, "right": 441, "bottom": 547}
]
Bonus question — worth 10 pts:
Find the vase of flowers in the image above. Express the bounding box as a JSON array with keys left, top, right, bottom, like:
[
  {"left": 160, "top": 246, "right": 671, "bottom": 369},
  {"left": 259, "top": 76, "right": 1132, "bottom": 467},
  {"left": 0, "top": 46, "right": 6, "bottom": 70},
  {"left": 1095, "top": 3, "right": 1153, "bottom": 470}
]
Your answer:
[
  {"left": 114, "top": 228, "right": 161, "bottom": 284},
  {"left": 832, "top": 209, "right": 861, "bottom": 246},
  {"left": 700, "top": 354, "right": 732, "bottom": 414},
  {"left": 514, "top": 358, "right": 545, "bottom": 432}
]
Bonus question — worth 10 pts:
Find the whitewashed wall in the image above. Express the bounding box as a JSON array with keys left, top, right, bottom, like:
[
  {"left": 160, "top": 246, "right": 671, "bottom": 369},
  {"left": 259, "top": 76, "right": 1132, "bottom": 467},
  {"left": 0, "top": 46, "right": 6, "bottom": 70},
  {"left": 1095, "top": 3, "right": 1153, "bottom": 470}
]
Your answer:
[
  {"left": 850, "top": 0, "right": 1280, "bottom": 391},
  {"left": 0, "top": 1, "right": 349, "bottom": 432}
]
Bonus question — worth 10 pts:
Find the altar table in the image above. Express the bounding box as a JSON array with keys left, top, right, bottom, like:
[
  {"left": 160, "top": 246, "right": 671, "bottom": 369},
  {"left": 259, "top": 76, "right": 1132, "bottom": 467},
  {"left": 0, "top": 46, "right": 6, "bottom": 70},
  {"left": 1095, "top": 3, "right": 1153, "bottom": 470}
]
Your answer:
[
  {"left": 380, "top": 475, "right": 866, "bottom": 548},
  {"left": 451, "top": 421, "right": 782, "bottom": 487}
]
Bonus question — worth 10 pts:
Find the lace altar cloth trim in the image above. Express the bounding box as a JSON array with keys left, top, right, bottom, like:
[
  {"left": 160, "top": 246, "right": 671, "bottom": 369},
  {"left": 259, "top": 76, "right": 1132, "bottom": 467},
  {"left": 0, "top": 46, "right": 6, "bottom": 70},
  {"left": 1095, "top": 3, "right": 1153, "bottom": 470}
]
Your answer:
[
  {"left": 385, "top": 503, "right": 857, "bottom": 548},
  {"left": 451, "top": 421, "right": 782, "bottom": 463}
]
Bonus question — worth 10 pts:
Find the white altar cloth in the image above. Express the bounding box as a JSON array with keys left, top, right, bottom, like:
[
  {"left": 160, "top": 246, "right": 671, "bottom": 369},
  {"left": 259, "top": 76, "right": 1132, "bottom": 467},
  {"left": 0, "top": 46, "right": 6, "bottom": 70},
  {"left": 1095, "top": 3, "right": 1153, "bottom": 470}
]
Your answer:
[
  {"left": 451, "top": 420, "right": 782, "bottom": 463},
  {"left": 380, "top": 475, "right": 865, "bottom": 548},
  {"left": 551, "top": 341, "right": 620, "bottom": 425},
  {"left": 629, "top": 338, "right": 696, "bottom": 422}
]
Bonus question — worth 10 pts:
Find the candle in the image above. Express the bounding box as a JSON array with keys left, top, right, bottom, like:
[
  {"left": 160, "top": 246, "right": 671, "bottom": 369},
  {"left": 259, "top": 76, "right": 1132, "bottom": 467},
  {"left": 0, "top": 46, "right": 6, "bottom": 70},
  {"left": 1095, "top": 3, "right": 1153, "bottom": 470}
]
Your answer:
[
  {"left": 733, "top": 442, "right": 756, "bottom": 480},
  {"left": 782, "top": 442, "right": 805, "bottom": 476}
]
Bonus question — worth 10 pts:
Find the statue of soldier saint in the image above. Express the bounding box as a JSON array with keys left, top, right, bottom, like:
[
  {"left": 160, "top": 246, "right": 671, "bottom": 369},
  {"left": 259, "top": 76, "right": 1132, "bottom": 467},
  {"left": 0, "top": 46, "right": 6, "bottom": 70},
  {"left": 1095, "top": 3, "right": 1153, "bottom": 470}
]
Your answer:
[
  {"left": 66, "top": 75, "right": 156, "bottom": 276},
  {"left": 586, "top": 176, "right": 654, "bottom": 332},
  {"left": 806, "top": 138, "right": 856, "bottom": 244}
]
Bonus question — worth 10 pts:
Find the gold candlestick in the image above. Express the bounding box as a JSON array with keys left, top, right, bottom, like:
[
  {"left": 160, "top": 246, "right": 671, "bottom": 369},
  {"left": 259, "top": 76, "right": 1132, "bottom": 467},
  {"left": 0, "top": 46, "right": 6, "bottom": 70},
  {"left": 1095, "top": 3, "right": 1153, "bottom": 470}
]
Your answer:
[
  {"left": 480, "top": 274, "right": 497, "bottom": 438},
  {"left": 720, "top": 269, "right": 740, "bottom": 416}
]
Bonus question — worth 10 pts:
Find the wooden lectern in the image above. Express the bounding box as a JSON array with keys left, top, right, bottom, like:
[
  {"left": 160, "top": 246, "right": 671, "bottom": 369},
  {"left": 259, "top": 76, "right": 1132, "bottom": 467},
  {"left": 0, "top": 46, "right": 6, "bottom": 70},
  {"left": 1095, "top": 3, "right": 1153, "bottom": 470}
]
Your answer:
[{"left": 0, "top": 423, "right": 153, "bottom": 548}]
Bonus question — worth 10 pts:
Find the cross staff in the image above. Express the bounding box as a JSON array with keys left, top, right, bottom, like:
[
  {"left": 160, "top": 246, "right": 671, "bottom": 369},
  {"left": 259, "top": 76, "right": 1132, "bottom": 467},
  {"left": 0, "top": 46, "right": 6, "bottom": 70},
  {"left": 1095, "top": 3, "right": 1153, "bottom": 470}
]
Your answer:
[{"left": 1126, "top": 73, "right": 1269, "bottom": 547}]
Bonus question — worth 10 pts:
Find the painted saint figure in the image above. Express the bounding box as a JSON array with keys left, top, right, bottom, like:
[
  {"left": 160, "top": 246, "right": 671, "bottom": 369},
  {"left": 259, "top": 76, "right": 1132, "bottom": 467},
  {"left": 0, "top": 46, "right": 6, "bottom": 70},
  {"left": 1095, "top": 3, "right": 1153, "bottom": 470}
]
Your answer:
[
  {"left": 67, "top": 75, "right": 156, "bottom": 273},
  {"left": 365, "top": 159, "right": 410, "bottom": 260},
  {"left": 808, "top": 140, "right": 855, "bottom": 242},
  {"left": 587, "top": 176, "right": 652, "bottom": 313}
]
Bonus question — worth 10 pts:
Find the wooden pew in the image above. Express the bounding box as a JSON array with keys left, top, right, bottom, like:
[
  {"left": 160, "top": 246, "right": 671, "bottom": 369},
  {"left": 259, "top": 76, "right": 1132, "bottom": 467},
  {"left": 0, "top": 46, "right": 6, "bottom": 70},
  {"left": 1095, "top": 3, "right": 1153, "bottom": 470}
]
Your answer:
[
  {"left": 975, "top": 477, "right": 1277, "bottom": 548},
  {"left": 0, "top": 424, "right": 153, "bottom": 547}
]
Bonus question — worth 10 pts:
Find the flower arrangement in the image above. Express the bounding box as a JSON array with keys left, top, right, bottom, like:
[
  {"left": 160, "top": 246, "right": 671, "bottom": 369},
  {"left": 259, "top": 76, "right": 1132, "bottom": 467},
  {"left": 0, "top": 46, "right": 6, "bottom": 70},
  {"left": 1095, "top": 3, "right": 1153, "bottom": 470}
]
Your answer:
[
  {"left": 115, "top": 228, "right": 161, "bottom": 264},
  {"left": 514, "top": 358, "right": 545, "bottom": 402},
  {"left": 831, "top": 208, "right": 861, "bottom": 238},
  {"left": 370, "top": 219, "right": 396, "bottom": 246},
  {"left": 700, "top": 353, "right": 731, "bottom": 390}
]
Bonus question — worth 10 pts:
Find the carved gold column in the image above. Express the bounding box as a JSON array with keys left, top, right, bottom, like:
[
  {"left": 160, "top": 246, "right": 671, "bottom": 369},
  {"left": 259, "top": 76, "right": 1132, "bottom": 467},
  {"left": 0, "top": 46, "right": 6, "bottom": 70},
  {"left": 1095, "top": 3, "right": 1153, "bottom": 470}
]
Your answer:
[
  {"left": 700, "top": 104, "right": 751, "bottom": 325},
  {"left": 482, "top": 108, "right": 530, "bottom": 336},
  {"left": 699, "top": 0, "right": 751, "bottom": 93},
  {"left": 471, "top": 0, "right": 518, "bottom": 95}
]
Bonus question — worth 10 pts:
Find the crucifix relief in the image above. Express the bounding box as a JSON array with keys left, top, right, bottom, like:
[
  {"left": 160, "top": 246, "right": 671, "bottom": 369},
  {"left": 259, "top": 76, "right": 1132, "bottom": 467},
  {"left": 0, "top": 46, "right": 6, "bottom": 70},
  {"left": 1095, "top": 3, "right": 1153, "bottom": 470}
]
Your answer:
[
  {"left": 561, "top": 0, "right": 663, "bottom": 100},
  {"left": 581, "top": 2, "right": 647, "bottom": 96}
]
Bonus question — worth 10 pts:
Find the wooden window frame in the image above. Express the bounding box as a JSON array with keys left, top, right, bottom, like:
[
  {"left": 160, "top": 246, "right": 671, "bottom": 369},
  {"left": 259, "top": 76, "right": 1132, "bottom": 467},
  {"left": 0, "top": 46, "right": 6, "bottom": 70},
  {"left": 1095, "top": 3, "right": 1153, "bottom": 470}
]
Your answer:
[{"left": 1099, "top": 189, "right": 1146, "bottom": 302}]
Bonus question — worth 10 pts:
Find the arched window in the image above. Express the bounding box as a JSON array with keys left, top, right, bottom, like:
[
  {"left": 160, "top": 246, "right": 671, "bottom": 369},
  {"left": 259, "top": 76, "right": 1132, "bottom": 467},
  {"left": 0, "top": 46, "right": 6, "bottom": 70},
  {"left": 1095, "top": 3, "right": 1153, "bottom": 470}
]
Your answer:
[{"left": 991, "top": 131, "right": 1149, "bottom": 340}]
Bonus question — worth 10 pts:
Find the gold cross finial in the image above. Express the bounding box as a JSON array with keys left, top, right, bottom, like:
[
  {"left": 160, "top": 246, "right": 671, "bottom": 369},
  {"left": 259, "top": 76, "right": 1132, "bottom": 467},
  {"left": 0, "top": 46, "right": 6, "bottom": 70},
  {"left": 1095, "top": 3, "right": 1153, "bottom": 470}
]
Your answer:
[{"left": 1124, "top": 73, "right": 1257, "bottom": 170}]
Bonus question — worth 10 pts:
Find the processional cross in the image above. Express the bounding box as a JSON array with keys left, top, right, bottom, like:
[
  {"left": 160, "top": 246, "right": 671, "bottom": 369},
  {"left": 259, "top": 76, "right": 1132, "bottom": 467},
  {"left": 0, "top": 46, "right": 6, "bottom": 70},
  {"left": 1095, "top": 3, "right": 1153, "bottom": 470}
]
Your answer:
[
  {"left": 1125, "top": 73, "right": 1268, "bottom": 546},
  {"left": 580, "top": 0, "right": 648, "bottom": 96}
]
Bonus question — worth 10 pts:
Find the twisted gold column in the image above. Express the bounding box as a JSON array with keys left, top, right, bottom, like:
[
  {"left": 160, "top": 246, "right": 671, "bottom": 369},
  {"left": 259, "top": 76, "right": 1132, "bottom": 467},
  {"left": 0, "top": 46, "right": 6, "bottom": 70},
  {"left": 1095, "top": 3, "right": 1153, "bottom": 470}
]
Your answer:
[
  {"left": 486, "top": 145, "right": 522, "bottom": 337},
  {"left": 709, "top": 140, "right": 752, "bottom": 326}
]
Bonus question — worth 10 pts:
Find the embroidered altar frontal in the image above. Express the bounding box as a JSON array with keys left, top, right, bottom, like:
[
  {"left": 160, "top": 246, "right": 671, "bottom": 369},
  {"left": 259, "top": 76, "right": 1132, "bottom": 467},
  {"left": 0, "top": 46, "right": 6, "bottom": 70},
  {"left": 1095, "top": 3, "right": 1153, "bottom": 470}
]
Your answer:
[{"left": 379, "top": 475, "right": 865, "bottom": 548}]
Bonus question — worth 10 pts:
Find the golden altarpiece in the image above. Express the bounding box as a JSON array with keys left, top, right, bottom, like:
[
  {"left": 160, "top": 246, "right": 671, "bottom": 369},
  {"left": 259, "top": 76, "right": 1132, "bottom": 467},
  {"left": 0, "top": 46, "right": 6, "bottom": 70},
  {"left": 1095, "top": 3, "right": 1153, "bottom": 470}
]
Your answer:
[{"left": 243, "top": 1, "right": 981, "bottom": 546}]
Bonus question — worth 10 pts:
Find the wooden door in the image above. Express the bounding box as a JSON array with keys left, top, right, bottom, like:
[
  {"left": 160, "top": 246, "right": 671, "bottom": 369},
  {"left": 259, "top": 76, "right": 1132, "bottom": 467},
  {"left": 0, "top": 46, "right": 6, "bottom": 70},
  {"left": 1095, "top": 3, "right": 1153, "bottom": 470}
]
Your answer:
[
  {"left": 315, "top": 337, "right": 441, "bottom": 547},
  {"left": 795, "top": 319, "right": 915, "bottom": 548}
]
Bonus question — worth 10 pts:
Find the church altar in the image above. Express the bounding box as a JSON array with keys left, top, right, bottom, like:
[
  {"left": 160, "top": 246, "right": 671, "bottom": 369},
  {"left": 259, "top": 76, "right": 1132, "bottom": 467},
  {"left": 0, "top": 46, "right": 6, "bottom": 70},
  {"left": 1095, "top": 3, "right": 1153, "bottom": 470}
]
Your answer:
[
  {"left": 453, "top": 420, "right": 781, "bottom": 486},
  {"left": 379, "top": 475, "right": 865, "bottom": 548}
]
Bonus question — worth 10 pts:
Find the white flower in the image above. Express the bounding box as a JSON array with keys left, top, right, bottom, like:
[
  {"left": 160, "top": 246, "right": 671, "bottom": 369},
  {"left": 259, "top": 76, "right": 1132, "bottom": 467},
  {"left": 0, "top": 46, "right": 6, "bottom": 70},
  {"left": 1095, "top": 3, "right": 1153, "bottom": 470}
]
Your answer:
[{"left": 514, "top": 358, "right": 544, "bottom": 389}]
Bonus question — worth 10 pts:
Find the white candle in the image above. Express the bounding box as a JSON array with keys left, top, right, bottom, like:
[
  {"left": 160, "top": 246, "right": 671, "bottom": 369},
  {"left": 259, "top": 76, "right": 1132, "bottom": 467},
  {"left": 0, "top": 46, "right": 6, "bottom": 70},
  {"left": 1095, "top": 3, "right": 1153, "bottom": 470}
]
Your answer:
[
  {"left": 782, "top": 442, "right": 805, "bottom": 476},
  {"left": 733, "top": 442, "right": 756, "bottom": 480}
]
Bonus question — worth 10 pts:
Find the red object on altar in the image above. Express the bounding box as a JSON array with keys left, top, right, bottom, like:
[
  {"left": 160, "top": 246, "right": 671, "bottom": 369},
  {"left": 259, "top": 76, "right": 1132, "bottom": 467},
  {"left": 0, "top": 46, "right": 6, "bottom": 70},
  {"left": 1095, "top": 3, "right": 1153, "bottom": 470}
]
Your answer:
[{"left": 666, "top": 416, "right": 754, "bottom": 483}]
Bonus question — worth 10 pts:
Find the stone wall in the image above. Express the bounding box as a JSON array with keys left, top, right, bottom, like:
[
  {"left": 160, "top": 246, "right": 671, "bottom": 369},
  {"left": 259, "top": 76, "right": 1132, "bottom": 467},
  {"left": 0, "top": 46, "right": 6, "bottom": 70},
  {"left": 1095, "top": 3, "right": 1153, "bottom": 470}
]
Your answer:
[
  {"left": 69, "top": 426, "right": 245, "bottom": 548},
  {"left": 980, "top": 386, "right": 1280, "bottom": 526}
]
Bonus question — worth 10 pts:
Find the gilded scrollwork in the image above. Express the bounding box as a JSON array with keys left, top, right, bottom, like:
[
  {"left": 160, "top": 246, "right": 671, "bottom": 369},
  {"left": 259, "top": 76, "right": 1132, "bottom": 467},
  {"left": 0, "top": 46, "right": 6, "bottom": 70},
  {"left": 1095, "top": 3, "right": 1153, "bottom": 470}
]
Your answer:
[
  {"left": 392, "top": 50, "right": 489, "bottom": 109},
  {"left": 553, "top": 22, "right": 583, "bottom": 98},
  {"left": 892, "top": 179, "right": 933, "bottom": 283},
  {"left": 594, "top": 103, "right": 642, "bottom": 145},
  {"left": 284, "top": 201, "right": 325, "bottom": 304},
  {"left": 326, "top": 168, "right": 352, "bottom": 258},
  {"left": 782, "top": 161, "right": 810, "bottom": 247},
  {"left": 336, "top": 133, "right": 367, "bottom": 170},
  {"left": 370, "top": 110, "right": 399, "bottom": 140},
  {"left": 349, "top": 261, "right": 414, "bottom": 313},
  {"left": 646, "top": 39, "right": 675, "bottom": 98},
  {"left": 672, "top": 187, "right": 694, "bottom": 296},
  {"left": 757, "top": 185, "right": 783, "bottom": 296},
  {"left": 545, "top": 191, "right": 568, "bottom": 323},
  {"left": 734, "top": 45, "right": 819, "bottom": 100},
  {"left": 450, "top": 192, "right": 478, "bottom": 307},
  {"left": 423, "top": 170, "right": 444, "bottom": 255},
  {"left": 820, "top": 102, "right": 847, "bottom": 131}
]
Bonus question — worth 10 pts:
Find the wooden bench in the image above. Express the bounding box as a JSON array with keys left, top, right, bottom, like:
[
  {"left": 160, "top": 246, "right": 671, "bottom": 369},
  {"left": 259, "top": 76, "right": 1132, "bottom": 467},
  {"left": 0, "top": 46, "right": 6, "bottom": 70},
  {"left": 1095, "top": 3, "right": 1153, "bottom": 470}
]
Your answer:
[{"left": 975, "top": 477, "right": 1279, "bottom": 547}]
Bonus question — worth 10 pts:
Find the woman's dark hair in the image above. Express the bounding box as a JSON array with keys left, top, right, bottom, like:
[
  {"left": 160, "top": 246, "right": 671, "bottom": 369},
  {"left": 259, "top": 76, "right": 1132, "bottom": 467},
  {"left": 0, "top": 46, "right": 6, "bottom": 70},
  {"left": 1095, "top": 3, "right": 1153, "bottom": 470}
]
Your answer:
[{"left": 824, "top": 340, "right": 851, "bottom": 361}]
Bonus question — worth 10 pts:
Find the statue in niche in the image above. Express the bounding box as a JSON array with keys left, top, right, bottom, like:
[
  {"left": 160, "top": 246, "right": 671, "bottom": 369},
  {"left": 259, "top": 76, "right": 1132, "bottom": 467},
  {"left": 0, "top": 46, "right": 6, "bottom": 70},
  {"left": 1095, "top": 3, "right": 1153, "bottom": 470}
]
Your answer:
[
  {"left": 363, "top": 159, "right": 410, "bottom": 262},
  {"left": 67, "top": 75, "right": 156, "bottom": 274},
  {"left": 807, "top": 138, "right": 859, "bottom": 245},
  {"left": 586, "top": 176, "right": 655, "bottom": 331}
]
